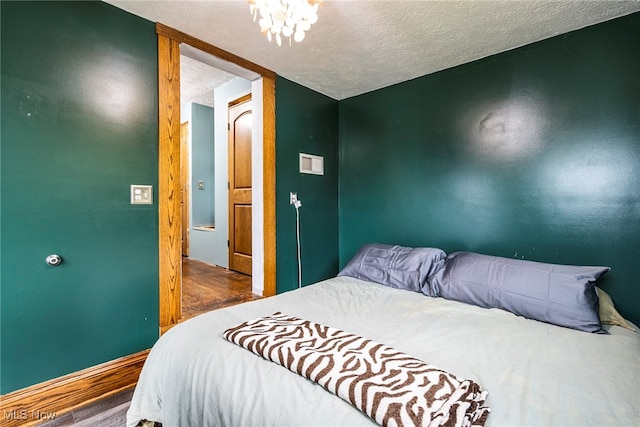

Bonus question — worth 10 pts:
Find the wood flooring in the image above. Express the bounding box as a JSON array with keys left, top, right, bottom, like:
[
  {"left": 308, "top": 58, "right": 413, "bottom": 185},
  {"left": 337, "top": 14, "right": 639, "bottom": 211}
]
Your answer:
[
  {"left": 181, "top": 257, "right": 262, "bottom": 320},
  {"left": 36, "top": 388, "right": 134, "bottom": 427}
]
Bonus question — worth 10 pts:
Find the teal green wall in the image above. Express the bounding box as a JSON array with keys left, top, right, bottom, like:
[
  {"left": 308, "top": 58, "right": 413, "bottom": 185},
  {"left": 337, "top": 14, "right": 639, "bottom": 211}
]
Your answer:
[
  {"left": 1, "top": 2, "right": 159, "bottom": 394},
  {"left": 2, "top": 0, "right": 636, "bottom": 396},
  {"left": 276, "top": 77, "right": 339, "bottom": 292},
  {"left": 339, "top": 12, "right": 640, "bottom": 326}
]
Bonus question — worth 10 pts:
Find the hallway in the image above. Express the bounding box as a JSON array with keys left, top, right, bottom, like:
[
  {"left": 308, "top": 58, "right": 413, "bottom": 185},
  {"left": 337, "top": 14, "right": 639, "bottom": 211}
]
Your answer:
[{"left": 181, "top": 257, "right": 262, "bottom": 320}]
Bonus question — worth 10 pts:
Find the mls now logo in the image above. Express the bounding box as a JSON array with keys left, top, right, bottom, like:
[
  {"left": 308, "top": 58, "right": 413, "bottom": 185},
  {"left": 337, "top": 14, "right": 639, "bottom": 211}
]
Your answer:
[
  {"left": 4, "top": 409, "right": 56, "bottom": 421},
  {"left": 32, "top": 410, "right": 57, "bottom": 420},
  {"left": 4, "top": 409, "right": 28, "bottom": 420}
]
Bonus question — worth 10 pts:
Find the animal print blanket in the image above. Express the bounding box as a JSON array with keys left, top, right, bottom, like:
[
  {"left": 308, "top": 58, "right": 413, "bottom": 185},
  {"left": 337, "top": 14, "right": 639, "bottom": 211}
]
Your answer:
[{"left": 223, "top": 312, "right": 490, "bottom": 427}]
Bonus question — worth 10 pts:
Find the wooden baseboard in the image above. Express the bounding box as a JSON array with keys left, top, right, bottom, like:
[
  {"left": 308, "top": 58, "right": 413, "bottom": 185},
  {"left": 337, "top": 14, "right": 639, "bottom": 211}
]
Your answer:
[{"left": 0, "top": 349, "right": 149, "bottom": 427}]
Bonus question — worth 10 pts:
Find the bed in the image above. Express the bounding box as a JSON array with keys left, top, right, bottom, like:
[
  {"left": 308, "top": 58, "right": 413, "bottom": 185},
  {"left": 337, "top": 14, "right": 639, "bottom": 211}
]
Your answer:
[{"left": 127, "top": 246, "right": 640, "bottom": 427}]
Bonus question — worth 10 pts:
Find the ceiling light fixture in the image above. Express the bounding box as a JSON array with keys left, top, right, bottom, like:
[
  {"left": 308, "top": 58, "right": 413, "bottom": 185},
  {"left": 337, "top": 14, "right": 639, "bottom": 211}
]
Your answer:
[{"left": 249, "top": 0, "right": 321, "bottom": 47}]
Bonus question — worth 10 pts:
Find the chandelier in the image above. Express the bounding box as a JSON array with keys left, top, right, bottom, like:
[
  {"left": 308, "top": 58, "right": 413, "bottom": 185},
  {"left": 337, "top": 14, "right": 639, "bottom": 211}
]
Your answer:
[{"left": 249, "top": 0, "right": 321, "bottom": 46}]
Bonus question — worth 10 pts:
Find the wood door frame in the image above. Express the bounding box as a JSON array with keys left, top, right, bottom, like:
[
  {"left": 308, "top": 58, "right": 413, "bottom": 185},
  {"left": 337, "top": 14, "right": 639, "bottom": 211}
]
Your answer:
[
  {"left": 180, "top": 121, "right": 190, "bottom": 257},
  {"left": 157, "top": 23, "right": 276, "bottom": 334}
]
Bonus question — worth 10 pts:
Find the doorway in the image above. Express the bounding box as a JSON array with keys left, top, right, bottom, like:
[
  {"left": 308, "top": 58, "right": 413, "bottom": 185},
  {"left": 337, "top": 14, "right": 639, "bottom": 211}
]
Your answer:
[
  {"left": 179, "top": 49, "right": 254, "bottom": 319},
  {"left": 157, "top": 24, "right": 276, "bottom": 334}
]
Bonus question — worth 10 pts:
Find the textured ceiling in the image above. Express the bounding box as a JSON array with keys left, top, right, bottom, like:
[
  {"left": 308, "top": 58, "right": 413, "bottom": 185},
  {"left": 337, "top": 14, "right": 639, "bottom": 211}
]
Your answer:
[
  {"left": 105, "top": 0, "right": 640, "bottom": 100},
  {"left": 181, "top": 54, "right": 236, "bottom": 108}
]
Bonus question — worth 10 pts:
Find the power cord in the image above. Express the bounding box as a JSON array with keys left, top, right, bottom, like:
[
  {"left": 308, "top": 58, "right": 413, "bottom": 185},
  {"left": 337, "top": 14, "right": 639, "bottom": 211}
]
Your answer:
[{"left": 290, "top": 192, "right": 302, "bottom": 288}]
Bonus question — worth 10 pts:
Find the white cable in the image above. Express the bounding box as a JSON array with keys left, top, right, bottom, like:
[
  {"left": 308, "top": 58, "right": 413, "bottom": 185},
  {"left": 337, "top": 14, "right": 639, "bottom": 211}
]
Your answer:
[{"left": 295, "top": 203, "right": 302, "bottom": 288}]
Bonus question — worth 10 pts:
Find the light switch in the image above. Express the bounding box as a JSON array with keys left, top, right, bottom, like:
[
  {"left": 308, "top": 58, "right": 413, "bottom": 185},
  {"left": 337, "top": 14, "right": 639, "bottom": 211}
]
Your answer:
[
  {"left": 198, "top": 180, "right": 205, "bottom": 190},
  {"left": 131, "top": 185, "right": 153, "bottom": 205}
]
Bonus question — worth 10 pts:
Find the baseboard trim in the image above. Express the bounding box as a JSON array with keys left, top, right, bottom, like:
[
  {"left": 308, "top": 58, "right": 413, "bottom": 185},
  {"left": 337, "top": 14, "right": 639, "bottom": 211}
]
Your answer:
[{"left": 0, "top": 349, "right": 149, "bottom": 427}]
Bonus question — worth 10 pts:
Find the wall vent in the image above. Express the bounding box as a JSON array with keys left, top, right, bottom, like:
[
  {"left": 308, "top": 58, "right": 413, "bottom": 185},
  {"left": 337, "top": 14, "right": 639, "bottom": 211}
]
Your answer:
[{"left": 299, "top": 153, "right": 324, "bottom": 175}]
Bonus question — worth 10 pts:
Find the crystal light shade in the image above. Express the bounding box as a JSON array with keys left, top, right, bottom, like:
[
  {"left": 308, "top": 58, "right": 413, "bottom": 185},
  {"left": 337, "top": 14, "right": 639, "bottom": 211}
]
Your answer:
[{"left": 249, "top": 0, "right": 321, "bottom": 46}]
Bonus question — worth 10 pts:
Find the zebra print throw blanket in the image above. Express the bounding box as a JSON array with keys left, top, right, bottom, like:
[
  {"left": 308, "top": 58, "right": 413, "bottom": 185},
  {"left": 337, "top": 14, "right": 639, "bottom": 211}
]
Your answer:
[{"left": 223, "top": 312, "right": 490, "bottom": 427}]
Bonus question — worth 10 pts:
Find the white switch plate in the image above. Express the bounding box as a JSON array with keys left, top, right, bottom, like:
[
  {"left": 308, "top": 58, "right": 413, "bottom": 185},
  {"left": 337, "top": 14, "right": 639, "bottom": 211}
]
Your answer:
[{"left": 131, "top": 185, "right": 153, "bottom": 205}]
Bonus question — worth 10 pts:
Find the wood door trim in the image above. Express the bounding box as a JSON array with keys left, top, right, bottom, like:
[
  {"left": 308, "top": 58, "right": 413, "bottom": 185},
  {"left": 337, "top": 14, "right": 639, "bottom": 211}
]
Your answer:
[
  {"left": 156, "top": 24, "right": 277, "bottom": 334},
  {"left": 262, "top": 77, "right": 276, "bottom": 298},
  {"left": 180, "top": 121, "right": 190, "bottom": 257},
  {"left": 229, "top": 93, "right": 252, "bottom": 108},
  {"left": 156, "top": 23, "right": 276, "bottom": 81},
  {"left": 0, "top": 350, "right": 149, "bottom": 427},
  {"left": 158, "top": 33, "right": 182, "bottom": 332}
]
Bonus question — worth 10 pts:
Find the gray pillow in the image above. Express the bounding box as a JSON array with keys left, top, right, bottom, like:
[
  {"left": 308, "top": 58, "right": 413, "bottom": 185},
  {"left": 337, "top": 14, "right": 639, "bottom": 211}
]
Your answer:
[
  {"left": 338, "top": 244, "right": 446, "bottom": 294},
  {"left": 429, "top": 252, "right": 610, "bottom": 333}
]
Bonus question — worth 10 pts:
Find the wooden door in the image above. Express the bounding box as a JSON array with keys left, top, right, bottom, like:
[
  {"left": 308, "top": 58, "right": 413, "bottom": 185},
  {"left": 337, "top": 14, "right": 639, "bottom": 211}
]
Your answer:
[
  {"left": 180, "top": 121, "right": 190, "bottom": 257},
  {"left": 228, "top": 94, "right": 252, "bottom": 275}
]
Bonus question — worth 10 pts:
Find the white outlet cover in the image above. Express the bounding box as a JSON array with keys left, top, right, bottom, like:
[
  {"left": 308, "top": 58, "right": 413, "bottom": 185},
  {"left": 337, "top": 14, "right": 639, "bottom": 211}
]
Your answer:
[{"left": 131, "top": 185, "right": 153, "bottom": 205}]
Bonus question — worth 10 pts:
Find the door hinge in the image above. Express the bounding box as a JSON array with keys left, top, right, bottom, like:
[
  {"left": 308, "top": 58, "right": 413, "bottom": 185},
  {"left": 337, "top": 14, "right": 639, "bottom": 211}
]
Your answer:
[
  {"left": 227, "top": 123, "right": 230, "bottom": 131},
  {"left": 227, "top": 181, "right": 230, "bottom": 189},
  {"left": 227, "top": 240, "right": 230, "bottom": 247}
]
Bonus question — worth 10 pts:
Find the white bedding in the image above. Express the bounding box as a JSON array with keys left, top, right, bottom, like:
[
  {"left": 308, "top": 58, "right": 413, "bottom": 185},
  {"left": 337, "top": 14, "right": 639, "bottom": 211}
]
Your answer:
[{"left": 127, "top": 276, "right": 640, "bottom": 426}]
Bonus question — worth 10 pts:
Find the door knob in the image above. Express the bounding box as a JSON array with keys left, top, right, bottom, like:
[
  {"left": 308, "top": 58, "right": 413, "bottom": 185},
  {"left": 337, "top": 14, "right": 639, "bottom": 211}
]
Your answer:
[{"left": 45, "top": 254, "right": 62, "bottom": 266}]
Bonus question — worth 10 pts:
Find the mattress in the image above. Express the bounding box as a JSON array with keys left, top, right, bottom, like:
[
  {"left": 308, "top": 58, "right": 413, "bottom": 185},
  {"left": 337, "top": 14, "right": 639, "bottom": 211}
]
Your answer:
[{"left": 127, "top": 276, "right": 640, "bottom": 426}]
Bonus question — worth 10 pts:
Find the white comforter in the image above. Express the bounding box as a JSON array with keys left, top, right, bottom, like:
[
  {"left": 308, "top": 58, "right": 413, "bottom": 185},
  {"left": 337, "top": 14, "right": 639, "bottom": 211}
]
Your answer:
[{"left": 127, "top": 276, "right": 640, "bottom": 426}]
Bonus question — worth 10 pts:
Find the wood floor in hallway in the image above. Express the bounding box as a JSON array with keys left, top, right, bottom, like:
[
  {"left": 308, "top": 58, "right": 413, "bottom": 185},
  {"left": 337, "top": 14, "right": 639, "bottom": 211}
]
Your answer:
[{"left": 181, "top": 257, "right": 262, "bottom": 320}]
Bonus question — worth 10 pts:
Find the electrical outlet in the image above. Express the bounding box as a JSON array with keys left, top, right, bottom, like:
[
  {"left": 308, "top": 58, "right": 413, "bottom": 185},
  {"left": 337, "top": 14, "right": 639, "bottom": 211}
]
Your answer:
[
  {"left": 290, "top": 192, "right": 302, "bottom": 208},
  {"left": 131, "top": 185, "right": 153, "bottom": 205}
]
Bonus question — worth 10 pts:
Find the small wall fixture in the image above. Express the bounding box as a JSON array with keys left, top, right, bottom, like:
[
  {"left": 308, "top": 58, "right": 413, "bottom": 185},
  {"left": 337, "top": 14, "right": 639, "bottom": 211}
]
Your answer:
[
  {"left": 130, "top": 185, "right": 153, "bottom": 205},
  {"left": 299, "top": 153, "right": 323, "bottom": 175},
  {"left": 45, "top": 254, "right": 62, "bottom": 266},
  {"left": 249, "top": 0, "right": 321, "bottom": 46}
]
